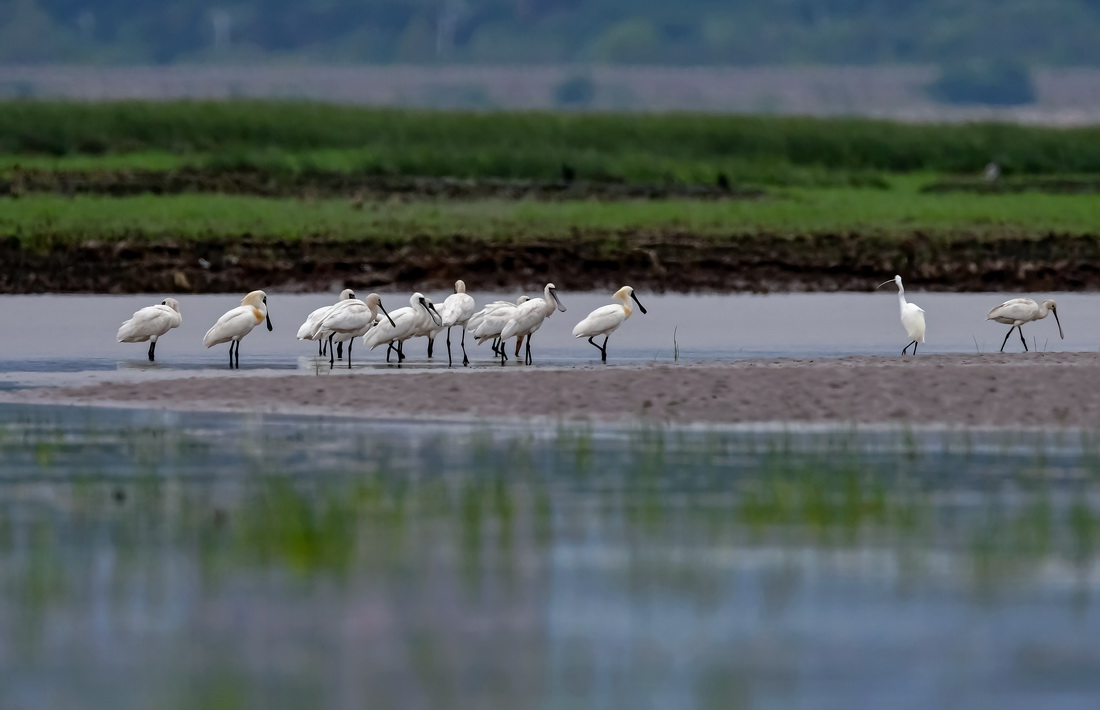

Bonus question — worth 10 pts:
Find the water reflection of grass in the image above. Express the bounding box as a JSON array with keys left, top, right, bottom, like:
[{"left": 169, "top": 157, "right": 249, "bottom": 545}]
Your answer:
[{"left": 4, "top": 410, "right": 1100, "bottom": 706}]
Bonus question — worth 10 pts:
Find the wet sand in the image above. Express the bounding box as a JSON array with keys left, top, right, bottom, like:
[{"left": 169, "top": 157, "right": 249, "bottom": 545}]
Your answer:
[{"left": 4, "top": 352, "right": 1100, "bottom": 428}]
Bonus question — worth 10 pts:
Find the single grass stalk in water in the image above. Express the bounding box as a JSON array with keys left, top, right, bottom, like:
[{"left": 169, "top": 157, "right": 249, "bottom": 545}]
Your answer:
[{"left": 673, "top": 326, "right": 680, "bottom": 362}]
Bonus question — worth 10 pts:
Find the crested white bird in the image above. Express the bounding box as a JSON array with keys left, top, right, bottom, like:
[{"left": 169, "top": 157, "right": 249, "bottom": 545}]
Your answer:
[
  {"left": 435, "top": 279, "right": 477, "bottom": 366},
  {"left": 317, "top": 293, "right": 396, "bottom": 368},
  {"left": 470, "top": 295, "right": 530, "bottom": 360},
  {"left": 363, "top": 292, "right": 442, "bottom": 363},
  {"left": 297, "top": 288, "right": 355, "bottom": 357},
  {"left": 986, "top": 298, "right": 1064, "bottom": 352},
  {"left": 116, "top": 297, "right": 182, "bottom": 362},
  {"left": 500, "top": 283, "right": 567, "bottom": 365},
  {"left": 877, "top": 275, "right": 925, "bottom": 355},
  {"left": 202, "top": 290, "right": 273, "bottom": 368},
  {"left": 572, "top": 286, "right": 647, "bottom": 362}
]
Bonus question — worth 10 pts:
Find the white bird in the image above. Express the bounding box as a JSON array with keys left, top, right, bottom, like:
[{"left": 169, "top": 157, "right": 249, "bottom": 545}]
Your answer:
[
  {"left": 572, "top": 286, "right": 647, "bottom": 362},
  {"left": 317, "top": 293, "right": 395, "bottom": 368},
  {"left": 435, "top": 279, "right": 477, "bottom": 366},
  {"left": 877, "top": 275, "right": 925, "bottom": 355},
  {"left": 116, "top": 297, "right": 182, "bottom": 362},
  {"left": 297, "top": 288, "right": 356, "bottom": 357},
  {"left": 470, "top": 295, "right": 530, "bottom": 360},
  {"left": 202, "top": 290, "right": 273, "bottom": 368},
  {"left": 986, "top": 298, "right": 1064, "bottom": 352},
  {"left": 500, "top": 283, "right": 567, "bottom": 365},
  {"left": 363, "top": 292, "right": 442, "bottom": 363}
]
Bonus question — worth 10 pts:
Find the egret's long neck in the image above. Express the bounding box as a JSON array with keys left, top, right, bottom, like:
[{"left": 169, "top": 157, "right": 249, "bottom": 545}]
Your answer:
[{"left": 896, "top": 289, "right": 907, "bottom": 311}]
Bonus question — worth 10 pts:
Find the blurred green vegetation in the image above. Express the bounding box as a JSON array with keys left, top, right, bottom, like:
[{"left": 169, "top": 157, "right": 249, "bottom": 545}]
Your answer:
[
  {"left": 4, "top": 188, "right": 1100, "bottom": 250},
  {"left": 1, "top": 101, "right": 1100, "bottom": 181}
]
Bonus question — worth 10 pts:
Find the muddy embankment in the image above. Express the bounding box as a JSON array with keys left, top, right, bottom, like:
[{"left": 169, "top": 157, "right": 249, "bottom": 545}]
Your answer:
[
  {"left": 3, "top": 231, "right": 1100, "bottom": 295},
  {"left": 3, "top": 168, "right": 1100, "bottom": 294}
]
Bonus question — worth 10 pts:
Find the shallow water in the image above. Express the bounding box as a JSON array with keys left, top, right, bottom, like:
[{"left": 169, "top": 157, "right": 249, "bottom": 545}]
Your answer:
[
  {"left": 1, "top": 404, "right": 1099, "bottom": 709},
  {"left": 0, "top": 291, "right": 1088, "bottom": 382}
]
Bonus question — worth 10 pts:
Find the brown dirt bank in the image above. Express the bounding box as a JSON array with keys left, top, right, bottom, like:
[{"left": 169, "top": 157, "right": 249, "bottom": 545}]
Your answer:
[
  {"left": 9, "top": 353, "right": 1100, "bottom": 428},
  {"left": 2, "top": 168, "right": 760, "bottom": 201},
  {"left": 3, "top": 230, "right": 1100, "bottom": 294}
]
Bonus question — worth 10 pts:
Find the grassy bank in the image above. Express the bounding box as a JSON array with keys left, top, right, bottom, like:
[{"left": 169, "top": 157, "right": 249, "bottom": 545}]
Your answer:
[
  {"left": 2, "top": 101, "right": 1100, "bottom": 183},
  {"left": 2, "top": 188, "right": 1099, "bottom": 249}
]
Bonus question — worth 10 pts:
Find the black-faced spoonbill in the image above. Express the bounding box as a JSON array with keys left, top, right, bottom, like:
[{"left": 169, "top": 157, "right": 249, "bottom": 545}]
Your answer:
[
  {"left": 470, "top": 295, "right": 529, "bottom": 361},
  {"left": 317, "top": 293, "right": 396, "bottom": 369},
  {"left": 116, "top": 297, "right": 182, "bottom": 362},
  {"left": 986, "top": 298, "right": 1063, "bottom": 352},
  {"left": 363, "top": 292, "right": 442, "bottom": 363},
  {"left": 500, "top": 283, "right": 567, "bottom": 365},
  {"left": 297, "top": 288, "right": 355, "bottom": 356},
  {"left": 202, "top": 290, "right": 273, "bottom": 368},
  {"left": 877, "top": 275, "right": 925, "bottom": 355},
  {"left": 572, "top": 286, "right": 647, "bottom": 362},
  {"left": 436, "top": 279, "right": 477, "bottom": 366}
]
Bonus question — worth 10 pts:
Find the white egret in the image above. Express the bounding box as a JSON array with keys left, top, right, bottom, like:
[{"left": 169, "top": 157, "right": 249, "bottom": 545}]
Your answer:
[
  {"left": 317, "top": 293, "right": 396, "bottom": 368},
  {"left": 877, "top": 275, "right": 925, "bottom": 355},
  {"left": 470, "top": 295, "right": 530, "bottom": 361},
  {"left": 202, "top": 290, "right": 273, "bottom": 368},
  {"left": 436, "top": 279, "right": 476, "bottom": 366},
  {"left": 116, "top": 297, "right": 182, "bottom": 362},
  {"left": 500, "top": 283, "right": 567, "bottom": 365},
  {"left": 986, "top": 298, "right": 1063, "bottom": 352},
  {"left": 572, "top": 286, "right": 647, "bottom": 362},
  {"left": 363, "top": 292, "right": 442, "bottom": 363},
  {"left": 297, "top": 288, "right": 355, "bottom": 357}
]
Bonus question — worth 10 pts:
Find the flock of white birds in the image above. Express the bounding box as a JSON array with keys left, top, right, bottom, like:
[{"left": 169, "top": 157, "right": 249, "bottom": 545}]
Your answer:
[
  {"left": 116, "top": 281, "right": 648, "bottom": 368},
  {"left": 117, "top": 275, "right": 1066, "bottom": 367}
]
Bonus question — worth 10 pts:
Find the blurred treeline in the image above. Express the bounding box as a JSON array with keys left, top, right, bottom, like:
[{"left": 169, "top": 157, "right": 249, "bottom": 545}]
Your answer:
[{"left": 8, "top": 0, "right": 1100, "bottom": 66}]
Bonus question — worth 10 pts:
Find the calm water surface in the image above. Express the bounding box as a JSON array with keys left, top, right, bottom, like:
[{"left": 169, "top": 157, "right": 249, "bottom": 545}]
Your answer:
[{"left": 0, "top": 404, "right": 1099, "bottom": 709}]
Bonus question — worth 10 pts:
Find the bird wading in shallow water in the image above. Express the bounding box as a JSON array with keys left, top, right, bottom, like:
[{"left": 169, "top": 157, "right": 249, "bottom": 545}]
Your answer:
[
  {"left": 436, "top": 279, "right": 477, "bottom": 366},
  {"left": 572, "top": 286, "right": 647, "bottom": 362},
  {"left": 203, "top": 290, "right": 273, "bottom": 368},
  {"left": 500, "top": 283, "right": 567, "bottom": 365},
  {"left": 297, "top": 288, "right": 356, "bottom": 357},
  {"left": 116, "top": 297, "right": 182, "bottom": 362},
  {"left": 317, "top": 293, "right": 396, "bottom": 369},
  {"left": 986, "top": 298, "right": 1064, "bottom": 352},
  {"left": 878, "top": 275, "right": 925, "bottom": 355}
]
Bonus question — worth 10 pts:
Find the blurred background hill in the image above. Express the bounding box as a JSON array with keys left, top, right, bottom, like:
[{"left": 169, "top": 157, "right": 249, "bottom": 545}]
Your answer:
[{"left": 4, "top": 0, "right": 1100, "bottom": 121}]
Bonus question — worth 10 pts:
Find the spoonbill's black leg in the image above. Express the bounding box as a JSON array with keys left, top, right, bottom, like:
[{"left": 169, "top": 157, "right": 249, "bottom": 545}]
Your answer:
[
  {"left": 525, "top": 334, "right": 533, "bottom": 365},
  {"left": 347, "top": 338, "right": 353, "bottom": 369},
  {"left": 999, "top": 327, "right": 1014, "bottom": 353},
  {"left": 912, "top": 341, "right": 918, "bottom": 355},
  {"left": 588, "top": 336, "right": 607, "bottom": 361},
  {"left": 460, "top": 328, "right": 469, "bottom": 366},
  {"left": 148, "top": 340, "right": 156, "bottom": 362},
  {"left": 445, "top": 327, "right": 453, "bottom": 367},
  {"left": 1019, "top": 326, "right": 1028, "bottom": 352},
  {"left": 427, "top": 337, "right": 434, "bottom": 359},
  {"left": 329, "top": 334, "right": 336, "bottom": 367},
  {"left": 336, "top": 342, "right": 344, "bottom": 360}
]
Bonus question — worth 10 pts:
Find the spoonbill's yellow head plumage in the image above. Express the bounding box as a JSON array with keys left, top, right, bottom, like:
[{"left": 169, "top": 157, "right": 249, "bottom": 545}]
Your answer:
[
  {"left": 240, "top": 290, "right": 272, "bottom": 330},
  {"left": 613, "top": 285, "right": 648, "bottom": 315}
]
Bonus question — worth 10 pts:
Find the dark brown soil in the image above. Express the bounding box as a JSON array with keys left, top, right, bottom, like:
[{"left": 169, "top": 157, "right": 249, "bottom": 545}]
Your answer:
[
  {"left": 922, "top": 177, "right": 1100, "bottom": 194},
  {"left": 3, "top": 230, "right": 1100, "bottom": 294},
  {"left": 2, "top": 167, "right": 761, "bottom": 201}
]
